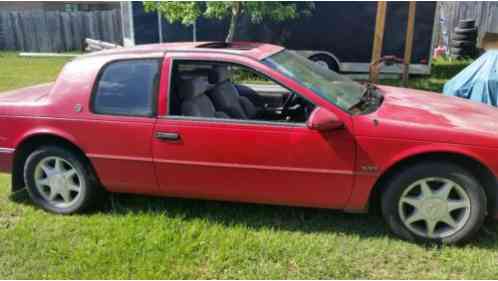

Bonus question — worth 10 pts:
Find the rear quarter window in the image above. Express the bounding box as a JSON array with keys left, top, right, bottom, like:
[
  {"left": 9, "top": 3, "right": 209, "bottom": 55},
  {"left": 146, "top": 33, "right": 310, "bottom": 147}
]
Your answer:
[{"left": 92, "top": 59, "right": 161, "bottom": 117}]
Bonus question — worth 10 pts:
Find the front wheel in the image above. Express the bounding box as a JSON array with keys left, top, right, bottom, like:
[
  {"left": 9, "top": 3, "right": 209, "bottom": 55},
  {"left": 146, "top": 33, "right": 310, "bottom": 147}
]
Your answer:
[
  {"left": 381, "top": 162, "right": 487, "bottom": 244},
  {"left": 23, "top": 146, "right": 101, "bottom": 214}
]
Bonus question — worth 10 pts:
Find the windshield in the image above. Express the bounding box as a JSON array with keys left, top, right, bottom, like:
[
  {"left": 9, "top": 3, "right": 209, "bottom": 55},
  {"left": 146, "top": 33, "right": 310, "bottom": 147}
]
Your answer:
[{"left": 263, "top": 50, "right": 366, "bottom": 111}]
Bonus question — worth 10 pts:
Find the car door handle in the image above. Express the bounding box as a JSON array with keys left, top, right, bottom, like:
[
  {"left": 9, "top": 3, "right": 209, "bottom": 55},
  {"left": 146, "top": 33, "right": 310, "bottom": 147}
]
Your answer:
[{"left": 155, "top": 132, "right": 180, "bottom": 141}]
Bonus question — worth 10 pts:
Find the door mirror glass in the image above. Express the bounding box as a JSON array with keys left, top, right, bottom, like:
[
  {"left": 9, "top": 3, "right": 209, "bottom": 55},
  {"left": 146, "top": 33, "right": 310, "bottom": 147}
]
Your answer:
[{"left": 306, "top": 107, "right": 344, "bottom": 131}]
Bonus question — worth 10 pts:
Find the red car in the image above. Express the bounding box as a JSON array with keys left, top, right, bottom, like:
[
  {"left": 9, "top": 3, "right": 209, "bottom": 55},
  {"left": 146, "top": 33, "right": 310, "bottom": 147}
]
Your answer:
[{"left": 1, "top": 42, "right": 497, "bottom": 244}]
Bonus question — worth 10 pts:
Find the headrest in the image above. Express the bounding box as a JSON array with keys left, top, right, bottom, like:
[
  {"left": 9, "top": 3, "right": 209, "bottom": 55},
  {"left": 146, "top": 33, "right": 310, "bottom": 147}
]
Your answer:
[
  {"left": 208, "top": 66, "right": 230, "bottom": 84},
  {"left": 179, "top": 77, "right": 208, "bottom": 101}
]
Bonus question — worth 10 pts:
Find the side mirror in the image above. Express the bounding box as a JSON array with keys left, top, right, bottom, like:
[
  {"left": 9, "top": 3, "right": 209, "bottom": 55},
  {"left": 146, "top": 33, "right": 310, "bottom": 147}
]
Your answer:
[{"left": 306, "top": 107, "right": 344, "bottom": 131}]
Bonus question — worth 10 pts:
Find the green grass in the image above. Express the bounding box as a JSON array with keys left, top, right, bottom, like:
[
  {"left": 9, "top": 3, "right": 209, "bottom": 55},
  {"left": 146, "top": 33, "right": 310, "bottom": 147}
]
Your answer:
[
  {"left": 2, "top": 52, "right": 498, "bottom": 279},
  {"left": 0, "top": 52, "right": 70, "bottom": 92}
]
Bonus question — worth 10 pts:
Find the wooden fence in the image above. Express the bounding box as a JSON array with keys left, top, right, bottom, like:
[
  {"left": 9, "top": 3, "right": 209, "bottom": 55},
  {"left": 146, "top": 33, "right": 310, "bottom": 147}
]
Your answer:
[
  {"left": 439, "top": 2, "right": 498, "bottom": 38},
  {"left": 0, "top": 10, "right": 122, "bottom": 52}
]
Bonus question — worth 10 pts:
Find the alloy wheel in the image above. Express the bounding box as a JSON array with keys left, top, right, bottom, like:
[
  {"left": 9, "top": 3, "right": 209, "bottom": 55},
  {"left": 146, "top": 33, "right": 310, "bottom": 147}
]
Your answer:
[
  {"left": 34, "top": 156, "right": 84, "bottom": 209},
  {"left": 398, "top": 177, "right": 471, "bottom": 239}
]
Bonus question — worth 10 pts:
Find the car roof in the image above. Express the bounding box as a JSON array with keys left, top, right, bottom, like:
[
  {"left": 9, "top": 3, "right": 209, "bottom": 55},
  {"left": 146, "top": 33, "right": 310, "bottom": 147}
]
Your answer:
[{"left": 80, "top": 41, "right": 284, "bottom": 61}]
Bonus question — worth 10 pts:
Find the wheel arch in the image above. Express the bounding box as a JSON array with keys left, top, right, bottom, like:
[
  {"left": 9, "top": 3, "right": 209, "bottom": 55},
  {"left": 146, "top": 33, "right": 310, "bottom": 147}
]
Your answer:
[
  {"left": 11, "top": 131, "right": 97, "bottom": 193},
  {"left": 306, "top": 51, "right": 342, "bottom": 71},
  {"left": 368, "top": 151, "right": 497, "bottom": 217}
]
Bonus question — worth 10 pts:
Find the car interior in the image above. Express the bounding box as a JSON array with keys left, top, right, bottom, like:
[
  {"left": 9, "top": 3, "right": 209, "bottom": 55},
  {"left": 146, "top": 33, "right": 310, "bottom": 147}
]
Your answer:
[{"left": 169, "top": 61, "right": 316, "bottom": 123}]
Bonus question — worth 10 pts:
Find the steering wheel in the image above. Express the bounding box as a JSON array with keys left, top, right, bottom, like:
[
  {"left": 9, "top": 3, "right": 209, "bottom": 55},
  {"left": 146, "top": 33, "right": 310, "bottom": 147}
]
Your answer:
[{"left": 281, "top": 92, "right": 298, "bottom": 116}]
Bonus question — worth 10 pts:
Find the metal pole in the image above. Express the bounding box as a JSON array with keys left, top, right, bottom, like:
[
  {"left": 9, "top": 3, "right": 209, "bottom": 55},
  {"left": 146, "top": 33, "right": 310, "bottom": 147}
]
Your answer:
[
  {"left": 193, "top": 20, "right": 197, "bottom": 42},
  {"left": 157, "top": 10, "right": 163, "bottom": 43}
]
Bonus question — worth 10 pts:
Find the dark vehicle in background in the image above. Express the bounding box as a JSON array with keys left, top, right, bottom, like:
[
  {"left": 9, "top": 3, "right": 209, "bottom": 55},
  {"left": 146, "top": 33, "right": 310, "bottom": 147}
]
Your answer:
[{"left": 120, "top": 1, "right": 437, "bottom": 75}]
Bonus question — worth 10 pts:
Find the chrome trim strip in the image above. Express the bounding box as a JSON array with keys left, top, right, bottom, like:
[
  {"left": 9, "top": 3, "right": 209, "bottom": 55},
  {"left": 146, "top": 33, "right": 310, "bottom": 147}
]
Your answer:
[
  {"left": 87, "top": 153, "right": 153, "bottom": 163},
  {"left": 86, "top": 153, "right": 355, "bottom": 175},
  {"left": 155, "top": 158, "right": 354, "bottom": 175},
  {"left": 159, "top": 115, "right": 307, "bottom": 128},
  {"left": 87, "top": 153, "right": 373, "bottom": 176},
  {"left": 0, "top": 148, "right": 15, "bottom": 154}
]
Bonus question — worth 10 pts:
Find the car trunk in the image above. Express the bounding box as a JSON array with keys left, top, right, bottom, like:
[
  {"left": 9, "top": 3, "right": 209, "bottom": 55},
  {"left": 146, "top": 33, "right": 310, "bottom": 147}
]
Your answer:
[
  {"left": 0, "top": 83, "right": 54, "bottom": 104},
  {"left": 0, "top": 83, "right": 54, "bottom": 116}
]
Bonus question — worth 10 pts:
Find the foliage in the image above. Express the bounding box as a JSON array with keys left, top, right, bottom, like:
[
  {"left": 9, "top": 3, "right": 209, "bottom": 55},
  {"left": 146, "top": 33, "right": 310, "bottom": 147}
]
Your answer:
[
  {"left": 143, "top": 2, "right": 202, "bottom": 26},
  {"left": 381, "top": 57, "right": 473, "bottom": 92},
  {"left": 431, "top": 56, "right": 474, "bottom": 79},
  {"left": 143, "top": 1, "right": 313, "bottom": 42}
]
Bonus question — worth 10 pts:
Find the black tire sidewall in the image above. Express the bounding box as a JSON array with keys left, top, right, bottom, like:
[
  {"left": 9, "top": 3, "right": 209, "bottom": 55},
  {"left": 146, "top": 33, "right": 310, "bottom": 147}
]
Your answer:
[
  {"left": 450, "top": 47, "right": 475, "bottom": 56},
  {"left": 451, "top": 40, "right": 475, "bottom": 48},
  {"left": 454, "top": 27, "right": 478, "bottom": 34},
  {"left": 381, "top": 163, "right": 487, "bottom": 244},
  {"left": 24, "top": 146, "right": 96, "bottom": 214},
  {"left": 458, "top": 20, "right": 475, "bottom": 29},
  {"left": 452, "top": 32, "right": 477, "bottom": 41}
]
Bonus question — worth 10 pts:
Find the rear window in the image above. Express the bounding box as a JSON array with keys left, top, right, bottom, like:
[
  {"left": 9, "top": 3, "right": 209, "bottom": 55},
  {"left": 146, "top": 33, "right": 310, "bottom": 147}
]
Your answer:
[{"left": 92, "top": 59, "right": 161, "bottom": 117}]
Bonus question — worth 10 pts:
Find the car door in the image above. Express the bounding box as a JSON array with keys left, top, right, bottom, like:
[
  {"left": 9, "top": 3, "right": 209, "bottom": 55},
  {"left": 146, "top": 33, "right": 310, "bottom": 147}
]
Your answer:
[{"left": 152, "top": 52, "right": 356, "bottom": 209}]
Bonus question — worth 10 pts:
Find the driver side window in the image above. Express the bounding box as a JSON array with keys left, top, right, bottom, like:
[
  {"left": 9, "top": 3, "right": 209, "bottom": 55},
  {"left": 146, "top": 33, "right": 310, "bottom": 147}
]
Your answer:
[{"left": 168, "top": 60, "right": 315, "bottom": 124}]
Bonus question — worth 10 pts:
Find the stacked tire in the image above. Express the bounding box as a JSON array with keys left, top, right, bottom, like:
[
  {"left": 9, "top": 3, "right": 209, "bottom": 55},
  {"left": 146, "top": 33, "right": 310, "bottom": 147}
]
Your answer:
[{"left": 451, "top": 19, "right": 478, "bottom": 59}]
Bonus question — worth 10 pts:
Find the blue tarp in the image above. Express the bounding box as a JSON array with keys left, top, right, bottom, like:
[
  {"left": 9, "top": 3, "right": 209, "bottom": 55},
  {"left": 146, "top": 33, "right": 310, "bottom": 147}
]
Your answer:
[{"left": 443, "top": 51, "right": 498, "bottom": 107}]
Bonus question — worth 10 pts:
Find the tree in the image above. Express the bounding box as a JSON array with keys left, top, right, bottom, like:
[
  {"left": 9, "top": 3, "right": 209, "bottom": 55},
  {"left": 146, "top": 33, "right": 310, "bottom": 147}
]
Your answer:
[{"left": 143, "top": 1, "right": 313, "bottom": 42}]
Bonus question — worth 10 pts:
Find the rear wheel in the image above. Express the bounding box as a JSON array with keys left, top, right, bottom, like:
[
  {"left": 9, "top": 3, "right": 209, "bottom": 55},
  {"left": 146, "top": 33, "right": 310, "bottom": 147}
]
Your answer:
[
  {"left": 23, "top": 146, "right": 101, "bottom": 214},
  {"left": 381, "top": 162, "right": 486, "bottom": 244}
]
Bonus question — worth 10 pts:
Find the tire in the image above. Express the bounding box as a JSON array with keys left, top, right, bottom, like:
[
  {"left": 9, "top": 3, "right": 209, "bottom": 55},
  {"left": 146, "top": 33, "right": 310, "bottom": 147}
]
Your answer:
[
  {"left": 451, "top": 40, "right": 475, "bottom": 48},
  {"left": 454, "top": 27, "right": 478, "bottom": 35},
  {"left": 381, "top": 162, "right": 487, "bottom": 244},
  {"left": 23, "top": 146, "right": 101, "bottom": 214},
  {"left": 452, "top": 32, "right": 477, "bottom": 41},
  {"left": 458, "top": 19, "right": 476, "bottom": 29},
  {"left": 309, "top": 54, "right": 340, "bottom": 72},
  {"left": 451, "top": 47, "right": 475, "bottom": 57}
]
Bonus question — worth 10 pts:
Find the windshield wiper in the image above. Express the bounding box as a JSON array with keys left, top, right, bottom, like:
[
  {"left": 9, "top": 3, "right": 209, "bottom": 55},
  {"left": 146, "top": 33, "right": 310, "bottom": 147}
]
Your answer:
[{"left": 348, "top": 82, "right": 379, "bottom": 111}]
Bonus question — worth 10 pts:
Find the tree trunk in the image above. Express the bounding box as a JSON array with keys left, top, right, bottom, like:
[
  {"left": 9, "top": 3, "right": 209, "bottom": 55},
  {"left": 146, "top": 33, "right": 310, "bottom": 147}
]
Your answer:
[{"left": 225, "top": 3, "right": 241, "bottom": 42}]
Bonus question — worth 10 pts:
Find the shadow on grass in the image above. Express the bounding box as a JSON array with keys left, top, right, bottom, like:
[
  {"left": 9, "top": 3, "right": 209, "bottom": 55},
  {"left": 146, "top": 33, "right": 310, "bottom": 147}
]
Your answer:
[{"left": 9, "top": 189, "right": 498, "bottom": 248}]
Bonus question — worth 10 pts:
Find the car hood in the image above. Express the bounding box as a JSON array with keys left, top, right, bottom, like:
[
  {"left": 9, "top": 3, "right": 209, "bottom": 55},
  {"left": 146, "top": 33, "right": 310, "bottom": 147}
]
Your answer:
[{"left": 354, "top": 85, "right": 498, "bottom": 148}]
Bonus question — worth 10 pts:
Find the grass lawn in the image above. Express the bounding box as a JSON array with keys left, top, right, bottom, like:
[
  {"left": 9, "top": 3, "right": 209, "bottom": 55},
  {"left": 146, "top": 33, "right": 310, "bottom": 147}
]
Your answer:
[{"left": 1, "top": 52, "right": 498, "bottom": 279}]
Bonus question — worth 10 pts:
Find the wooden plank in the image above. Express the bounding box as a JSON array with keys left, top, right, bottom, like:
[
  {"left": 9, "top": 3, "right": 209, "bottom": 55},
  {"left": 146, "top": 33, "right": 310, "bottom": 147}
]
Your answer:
[
  {"left": 402, "top": 1, "right": 416, "bottom": 86},
  {"left": 71, "top": 12, "right": 84, "bottom": 51},
  {"left": 100, "top": 11, "right": 110, "bottom": 42},
  {"left": 0, "top": 13, "right": 4, "bottom": 50},
  {"left": 48, "top": 11, "right": 64, "bottom": 52},
  {"left": 61, "top": 12, "right": 72, "bottom": 51},
  {"left": 38, "top": 11, "right": 52, "bottom": 52},
  {"left": 26, "top": 11, "right": 39, "bottom": 52},
  {"left": 6, "top": 12, "right": 17, "bottom": 50},
  {"left": 12, "top": 12, "right": 25, "bottom": 51},
  {"left": 369, "top": 1, "right": 387, "bottom": 83},
  {"left": 99, "top": 11, "right": 106, "bottom": 40},
  {"left": 87, "top": 12, "right": 97, "bottom": 40}
]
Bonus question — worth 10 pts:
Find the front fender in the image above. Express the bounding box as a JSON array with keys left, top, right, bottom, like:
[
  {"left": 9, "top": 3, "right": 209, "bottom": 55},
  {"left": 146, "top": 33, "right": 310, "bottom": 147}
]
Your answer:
[{"left": 345, "top": 138, "right": 498, "bottom": 212}]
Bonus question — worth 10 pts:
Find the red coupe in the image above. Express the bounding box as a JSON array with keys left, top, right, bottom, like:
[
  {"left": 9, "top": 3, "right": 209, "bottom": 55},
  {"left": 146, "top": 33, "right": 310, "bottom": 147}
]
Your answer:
[{"left": 1, "top": 42, "right": 497, "bottom": 244}]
